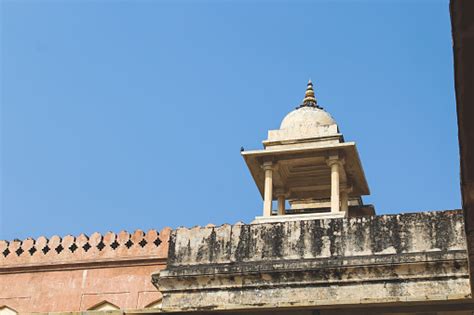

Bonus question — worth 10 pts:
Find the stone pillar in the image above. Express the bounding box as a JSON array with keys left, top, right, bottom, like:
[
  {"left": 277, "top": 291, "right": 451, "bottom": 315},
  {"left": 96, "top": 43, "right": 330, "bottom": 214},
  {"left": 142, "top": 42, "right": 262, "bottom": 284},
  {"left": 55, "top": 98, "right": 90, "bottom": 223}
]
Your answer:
[
  {"left": 263, "top": 162, "right": 273, "bottom": 217},
  {"left": 277, "top": 193, "right": 285, "bottom": 216},
  {"left": 341, "top": 190, "right": 349, "bottom": 213},
  {"left": 327, "top": 158, "right": 343, "bottom": 213}
]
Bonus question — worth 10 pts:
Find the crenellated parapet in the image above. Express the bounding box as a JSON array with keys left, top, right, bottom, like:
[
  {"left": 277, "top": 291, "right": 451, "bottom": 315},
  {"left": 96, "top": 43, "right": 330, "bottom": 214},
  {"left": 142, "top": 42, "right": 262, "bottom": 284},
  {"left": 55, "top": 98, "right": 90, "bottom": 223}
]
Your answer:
[{"left": 0, "top": 227, "right": 171, "bottom": 270}]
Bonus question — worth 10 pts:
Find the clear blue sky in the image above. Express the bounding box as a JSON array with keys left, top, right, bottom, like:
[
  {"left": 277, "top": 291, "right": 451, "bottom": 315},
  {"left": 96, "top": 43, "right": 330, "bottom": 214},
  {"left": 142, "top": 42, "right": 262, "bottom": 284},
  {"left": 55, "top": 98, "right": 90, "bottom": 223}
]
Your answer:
[{"left": 0, "top": 0, "right": 459, "bottom": 240}]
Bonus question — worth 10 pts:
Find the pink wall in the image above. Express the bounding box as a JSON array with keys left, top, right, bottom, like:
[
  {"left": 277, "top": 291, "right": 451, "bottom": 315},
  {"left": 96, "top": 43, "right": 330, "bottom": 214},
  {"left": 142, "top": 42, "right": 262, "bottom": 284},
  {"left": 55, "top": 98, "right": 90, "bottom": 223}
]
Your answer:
[{"left": 0, "top": 228, "right": 170, "bottom": 313}]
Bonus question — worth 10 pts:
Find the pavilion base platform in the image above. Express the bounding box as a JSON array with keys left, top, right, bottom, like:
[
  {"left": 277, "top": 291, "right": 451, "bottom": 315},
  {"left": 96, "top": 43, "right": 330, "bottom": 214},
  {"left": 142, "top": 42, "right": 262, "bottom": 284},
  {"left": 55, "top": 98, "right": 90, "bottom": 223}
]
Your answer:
[{"left": 252, "top": 211, "right": 346, "bottom": 224}]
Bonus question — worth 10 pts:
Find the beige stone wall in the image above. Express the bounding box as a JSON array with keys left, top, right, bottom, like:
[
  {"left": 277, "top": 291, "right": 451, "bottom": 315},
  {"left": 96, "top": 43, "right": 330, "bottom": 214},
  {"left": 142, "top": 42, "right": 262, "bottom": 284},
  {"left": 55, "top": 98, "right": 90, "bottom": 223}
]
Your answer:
[
  {"left": 0, "top": 228, "right": 170, "bottom": 314},
  {"left": 157, "top": 210, "right": 471, "bottom": 312}
]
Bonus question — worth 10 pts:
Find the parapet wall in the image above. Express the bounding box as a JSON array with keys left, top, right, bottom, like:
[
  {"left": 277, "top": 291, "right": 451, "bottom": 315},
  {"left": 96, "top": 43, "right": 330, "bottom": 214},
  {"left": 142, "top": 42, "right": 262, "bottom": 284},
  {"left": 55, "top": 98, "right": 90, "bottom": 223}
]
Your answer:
[
  {"left": 165, "top": 211, "right": 466, "bottom": 266},
  {"left": 156, "top": 210, "right": 471, "bottom": 312},
  {"left": 0, "top": 228, "right": 170, "bottom": 313},
  {"left": 0, "top": 228, "right": 170, "bottom": 269}
]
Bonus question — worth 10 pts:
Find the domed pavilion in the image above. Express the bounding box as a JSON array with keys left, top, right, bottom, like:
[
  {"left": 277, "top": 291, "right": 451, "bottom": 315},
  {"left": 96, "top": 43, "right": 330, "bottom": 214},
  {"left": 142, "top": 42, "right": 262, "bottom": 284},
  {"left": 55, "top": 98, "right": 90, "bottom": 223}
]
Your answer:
[{"left": 241, "top": 80, "right": 373, "bottom": 222}]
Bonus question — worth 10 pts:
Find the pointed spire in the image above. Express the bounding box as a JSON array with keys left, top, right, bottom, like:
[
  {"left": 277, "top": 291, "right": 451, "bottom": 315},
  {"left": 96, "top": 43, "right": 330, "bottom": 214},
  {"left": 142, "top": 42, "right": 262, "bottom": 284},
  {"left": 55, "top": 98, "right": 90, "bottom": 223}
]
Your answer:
[{"left": 301, "top": 79, "right": 318, "bottom": 107}]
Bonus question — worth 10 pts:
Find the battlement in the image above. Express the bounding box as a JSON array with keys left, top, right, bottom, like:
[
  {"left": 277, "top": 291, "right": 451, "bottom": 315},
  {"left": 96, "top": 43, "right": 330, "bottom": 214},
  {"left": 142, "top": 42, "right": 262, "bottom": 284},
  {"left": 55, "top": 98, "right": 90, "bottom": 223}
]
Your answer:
[{"left": 0, "top": 228, "right": 171, "bottom": 270}]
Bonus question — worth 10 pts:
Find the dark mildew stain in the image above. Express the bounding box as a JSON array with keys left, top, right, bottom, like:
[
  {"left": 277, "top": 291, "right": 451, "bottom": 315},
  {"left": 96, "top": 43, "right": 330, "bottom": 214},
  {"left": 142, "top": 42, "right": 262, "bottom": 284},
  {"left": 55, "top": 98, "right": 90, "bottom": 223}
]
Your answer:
[
  {"left": 167, "top": 231, "right": 177, "bottom": 264},
  {"left": 297, "top": 220, "right": 307, "bottom": 258},
  {"left": 370, "top": 216, "right": 387, "bottom": 253},
  {"left": 309, "top": 220, "right": 324, "bottom": 257},
  {"left": 397, "top": 214, "right": 413, "bottom": 253},
  {"left": 186, "top": 239, "right": 192, "bottom": 261},
  {"left": 207, "top": 228, "right": 218, "bottom": 262},
  {"left": 272, "top": 223, "right": 284, "bottom": 258},
  {"left": 434, "top": 211, "right": 454, "bottom": 251},
  {"left": 388, "top": 216, "right": 403, "bottom": 254},
  {"left": 262, "top": 223, "right": 284, "bottom": 259},
  {"left": 235, "top": 224, "right": 251, "bottom": 262},
  {"left": 196, "top": 241, "right": 205, "bottom": 262},
  {"left": 328, "top": 219, "right": 342, "bottom": 257},
  {"left": 353, "top": 218, "right": 367, "bottom": 252}
]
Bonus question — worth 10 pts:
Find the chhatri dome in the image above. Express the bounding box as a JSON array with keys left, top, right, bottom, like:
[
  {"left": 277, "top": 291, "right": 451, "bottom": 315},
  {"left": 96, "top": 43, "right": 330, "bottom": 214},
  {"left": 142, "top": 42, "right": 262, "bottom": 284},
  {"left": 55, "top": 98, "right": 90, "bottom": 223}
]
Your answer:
[
  {"left": 242, "top": 79, "right": 373, "bottom": 223},
  {"left": 279, "top": 80, "right": 336, "bottom": 130},
  {"left": 263, "top": 80, "right": 340, "bottom": 147}
]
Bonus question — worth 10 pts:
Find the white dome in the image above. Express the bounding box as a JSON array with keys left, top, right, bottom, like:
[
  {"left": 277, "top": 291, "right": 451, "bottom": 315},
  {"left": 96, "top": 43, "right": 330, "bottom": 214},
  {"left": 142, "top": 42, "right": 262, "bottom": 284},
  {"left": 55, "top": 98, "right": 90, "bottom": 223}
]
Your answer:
[{"left": 280, "top": 106, "right": 336, "bottom": 130}]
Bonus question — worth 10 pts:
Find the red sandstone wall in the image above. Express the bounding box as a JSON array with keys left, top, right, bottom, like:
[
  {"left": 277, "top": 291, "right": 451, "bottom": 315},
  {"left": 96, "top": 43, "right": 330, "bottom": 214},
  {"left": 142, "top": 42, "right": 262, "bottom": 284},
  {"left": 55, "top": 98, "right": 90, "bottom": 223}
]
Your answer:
[{"left": 0, "top": 228, "right": 170, "bottom": 313}]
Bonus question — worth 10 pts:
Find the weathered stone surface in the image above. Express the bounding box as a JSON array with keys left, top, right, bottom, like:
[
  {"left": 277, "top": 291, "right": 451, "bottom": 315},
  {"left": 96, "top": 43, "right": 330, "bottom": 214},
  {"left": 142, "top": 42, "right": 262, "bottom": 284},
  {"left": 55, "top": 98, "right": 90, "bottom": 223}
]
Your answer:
[{"left": 155, "top": 210, "right": 471, "bottom": 312}]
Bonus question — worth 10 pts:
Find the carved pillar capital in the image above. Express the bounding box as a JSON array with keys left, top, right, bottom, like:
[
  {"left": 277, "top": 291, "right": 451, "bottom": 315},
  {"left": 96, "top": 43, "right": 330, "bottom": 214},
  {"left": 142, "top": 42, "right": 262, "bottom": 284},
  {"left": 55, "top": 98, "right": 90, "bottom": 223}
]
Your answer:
[
  {"left": 326, "top": 157, "right": 345, "bottom": 167},
  {"left": 262, "top": 161, "right": 274, "bottom": 171}
]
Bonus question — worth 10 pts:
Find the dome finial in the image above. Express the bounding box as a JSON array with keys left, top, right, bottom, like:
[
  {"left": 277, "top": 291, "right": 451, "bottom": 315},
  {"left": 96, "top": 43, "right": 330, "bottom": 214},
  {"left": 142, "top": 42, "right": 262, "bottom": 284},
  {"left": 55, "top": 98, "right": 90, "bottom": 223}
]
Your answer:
[{"left": 299, "top": 79, "right": 320, "bottom": 108}]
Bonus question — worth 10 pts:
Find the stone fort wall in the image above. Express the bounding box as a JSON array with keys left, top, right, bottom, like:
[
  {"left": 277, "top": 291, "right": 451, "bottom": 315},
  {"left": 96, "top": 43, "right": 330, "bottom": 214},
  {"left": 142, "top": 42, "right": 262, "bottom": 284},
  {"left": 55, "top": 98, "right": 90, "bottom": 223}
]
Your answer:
[{"left": 157, "top": 210, "right": 471, "bottom": 312}]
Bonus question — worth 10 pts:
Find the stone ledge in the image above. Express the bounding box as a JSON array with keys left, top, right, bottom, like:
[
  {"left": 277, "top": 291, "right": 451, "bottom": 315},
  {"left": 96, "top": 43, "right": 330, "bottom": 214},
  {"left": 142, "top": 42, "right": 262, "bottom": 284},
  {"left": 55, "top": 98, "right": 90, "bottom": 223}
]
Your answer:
[
  {"left": 161, "top": 250, "right": 467, "bottom": 276},
  {"left": 156, "top": 257, "right": 469, "bottom": 292}
]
